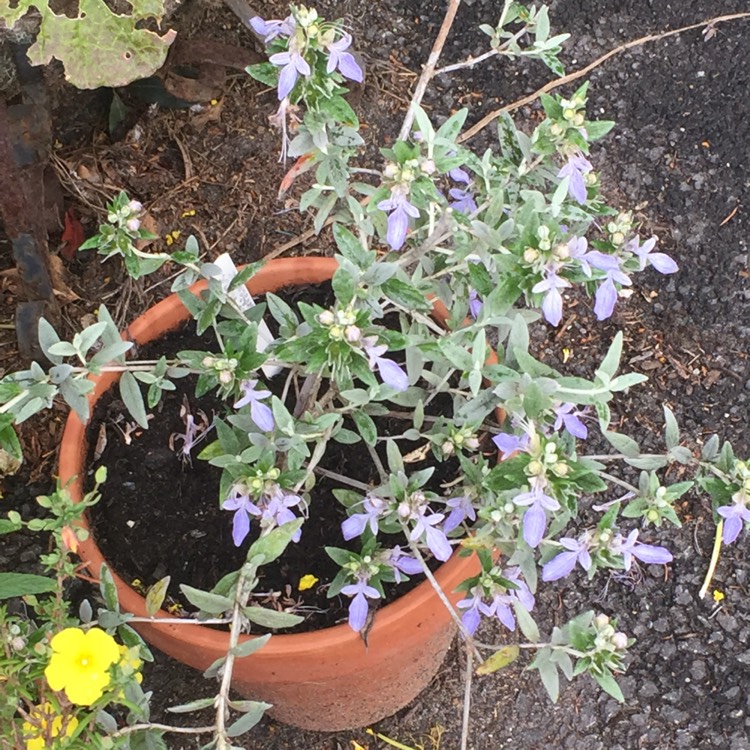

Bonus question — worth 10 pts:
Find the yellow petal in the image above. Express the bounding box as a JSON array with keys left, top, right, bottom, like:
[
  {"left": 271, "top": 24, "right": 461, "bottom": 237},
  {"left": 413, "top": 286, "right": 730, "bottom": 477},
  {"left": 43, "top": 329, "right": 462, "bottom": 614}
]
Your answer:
[
  {"left": 84, "top": 627, "right": 121, "bottom": 669},
  {"left": 298, "top": 574, "right": 319, "bottom": 591}
]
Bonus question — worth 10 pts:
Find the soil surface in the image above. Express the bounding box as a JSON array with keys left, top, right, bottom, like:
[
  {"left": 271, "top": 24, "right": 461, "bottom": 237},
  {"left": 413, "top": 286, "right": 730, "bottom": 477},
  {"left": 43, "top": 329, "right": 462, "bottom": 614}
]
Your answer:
[{"left": 2, "top": 0, "right": 750, "bottom": 749}]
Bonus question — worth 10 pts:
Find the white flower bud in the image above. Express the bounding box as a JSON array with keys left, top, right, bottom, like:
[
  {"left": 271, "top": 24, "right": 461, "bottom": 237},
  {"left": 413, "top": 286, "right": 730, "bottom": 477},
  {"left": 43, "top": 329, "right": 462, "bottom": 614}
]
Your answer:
[
  {"left": 421, "top": 159, "right": 437, "bottom": 175},
  {"left": 202, "top": 356, "right": 216, "bottom": 368},
  {"left": 318, "top": 310, "right": 335, "bottom": 326},
  {"left": 126, "top": 218, "right": 141, "bottom": 232},
  {"left": 523, "top": 247, "right": 539, "bottom": 264},
  {"left": 384, "top": 163, "right": 399, "bottom": 179},
  {"left": 345, "top": 325, "right": 361, "bottom": 343},
  {"left": 612, "top": 632, "right": 629, "bottom": 650},
  {"left": 593, "top": 613, "right": 610, "bottom": 629},
  {"left": 127, "top": 200, "right": 143, "bottom": 213},
  {"left": 219, "top": 370, "right": 233, "bottom": 384},
  {"left": 442, "top": 441, "right": 455, "bottom": 457},
  {"left": 398, "top": 502, "right": 411, "bottom": 519}
]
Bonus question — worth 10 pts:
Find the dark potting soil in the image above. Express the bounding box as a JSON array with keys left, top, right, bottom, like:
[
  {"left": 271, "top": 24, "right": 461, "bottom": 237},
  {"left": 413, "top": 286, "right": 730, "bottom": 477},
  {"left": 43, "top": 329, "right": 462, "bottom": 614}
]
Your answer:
[{"left": 85, "top": 284, "right": 455, "bottom": 632}]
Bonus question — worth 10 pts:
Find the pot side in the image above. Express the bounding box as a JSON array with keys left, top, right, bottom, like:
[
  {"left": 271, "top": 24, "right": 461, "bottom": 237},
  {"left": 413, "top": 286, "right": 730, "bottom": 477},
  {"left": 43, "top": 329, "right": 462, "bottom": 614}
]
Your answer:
[{"left": 59, "top": 257, "right": 482, "bottom": 731}]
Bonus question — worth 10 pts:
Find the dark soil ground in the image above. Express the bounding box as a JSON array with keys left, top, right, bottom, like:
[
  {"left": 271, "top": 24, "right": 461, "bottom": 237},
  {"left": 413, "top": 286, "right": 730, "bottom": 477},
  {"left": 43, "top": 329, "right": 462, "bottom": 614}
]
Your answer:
[{"left": 2, "top": 0, "right": 750, "bottom": 748}]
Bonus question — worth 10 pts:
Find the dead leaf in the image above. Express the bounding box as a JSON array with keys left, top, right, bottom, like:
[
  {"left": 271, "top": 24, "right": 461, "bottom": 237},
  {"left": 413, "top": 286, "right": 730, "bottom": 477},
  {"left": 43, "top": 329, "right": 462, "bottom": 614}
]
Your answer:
[
  {"left": 476, "top": 645, "right": 520, "bottom": 675},
  {"left": 60, "top": 207, "right": 85, "bottom": 261},
  {"left": 48, "top": 255, "right": 80, "bottom": 303},
  {"left": 94, "top": 423, "right": 108, "bottom": 461},
  {"left": 403, "top": 443, "right": 431, "bottom": 463}
]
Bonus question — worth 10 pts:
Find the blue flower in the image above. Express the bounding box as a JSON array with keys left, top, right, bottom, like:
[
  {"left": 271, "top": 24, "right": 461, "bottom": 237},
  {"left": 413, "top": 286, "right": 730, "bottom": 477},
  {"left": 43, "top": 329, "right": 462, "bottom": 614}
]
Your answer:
[
  {"left": 341, "top": 577, "right": 381, "bottom": 632},
  {"left": 234, "top": 379, "right": 274, "bottom": 432},
  {"left": 513, "top": 481, "right": 560, "bottom": 548},
  {"left": 553, "top": 402, "right": 588, "bottom": 440},
  {"left": 377, "top": 187, "right": 419, "bottom": 250},
  {"left": 325, "top": 33, "right": 363, "bottom": 82},
  {"left": 610, "top": 529, "right": 672, "bottom": 571},
  {"left": 362, "top": 337, "right": 409, "bottom": 391},
  {"left": 717, "top": 497, "right": 750, "bottom": 544},
  {"left": 532, "top": 267, "right": 571, "bottom": 326},
  {"left": 542, "top": 534, "right": 593, "bottom": 581},
  {"left": 558, "top": 154, "right": 593, "bottom": 204},
  {"left": 269, "top": 46, "right": 311, "bottom": 100},
  {"left": 626, "top": 235, "right": 678, "bottom": 274}
]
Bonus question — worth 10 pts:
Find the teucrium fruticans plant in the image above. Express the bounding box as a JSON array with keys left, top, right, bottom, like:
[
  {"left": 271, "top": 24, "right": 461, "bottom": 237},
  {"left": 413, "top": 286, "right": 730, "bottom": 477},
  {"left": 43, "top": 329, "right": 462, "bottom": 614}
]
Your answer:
[{"left": 0, "top": 2, "right": 744, "bottom": 744}]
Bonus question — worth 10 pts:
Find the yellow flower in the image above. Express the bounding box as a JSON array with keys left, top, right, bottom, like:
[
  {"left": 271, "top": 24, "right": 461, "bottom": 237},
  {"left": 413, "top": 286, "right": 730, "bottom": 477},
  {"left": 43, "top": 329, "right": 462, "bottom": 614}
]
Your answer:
[
  {"left": 713, "top": 589, "right": 725, "bottom": 602},
  {"left": 22, "top": 702, "right": 78, "bottom": 750},
  {"left": 44, "top": 627, "right": 120, "bottom": 706},
  {"left": 298, "top": 574, "right": 319, "bottom": 591}
]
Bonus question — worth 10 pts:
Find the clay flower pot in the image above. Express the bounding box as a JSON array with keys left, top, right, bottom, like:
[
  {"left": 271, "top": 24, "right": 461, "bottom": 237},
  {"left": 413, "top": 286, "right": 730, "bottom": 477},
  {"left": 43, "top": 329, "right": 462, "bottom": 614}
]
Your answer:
[{"left": 59, "top": 257, "right": 485, "bottom": 731}]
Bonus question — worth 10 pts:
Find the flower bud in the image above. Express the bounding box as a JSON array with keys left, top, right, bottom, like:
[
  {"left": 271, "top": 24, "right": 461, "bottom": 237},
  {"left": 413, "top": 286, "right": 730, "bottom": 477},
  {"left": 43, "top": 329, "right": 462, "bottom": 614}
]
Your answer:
[
  {"left": 441, "top": 441, "right": 455, "bottom": 457},
  {"left": 318, "top": 310, "right": 335, "bottom": 326},
  {"left": 563, "top": 108, "right": 576, "bottom": 121},
  {"left": 646, "top": 508, "right": 660, "bottom": 522},
  {"left": 554, "top": 243, "right": 570, "bottom": 260},
  {"left": 526, "top": 460, "right": 543, "bottom": 476},
  {"left": 573, "top": 113, "right": 585, "bottom": 127},
  {"left": 503, "top": 502, "right": 515, "bottom": 515},
  {"left": 345, "top": 325, "right": 361, "bottom": 343},
  {"left": 421, "top": 159, "right": 436, "bottom": 175},
  {"left": 329, "top": 324, "right": 344, "bottom": 340},
  {"left": 612, "top": 632, "right": 629, "bottom": 650},
  {"left": 552, "top": 462, "right": 569, "bottom": 477},
  {"left": 612, "top": 231, "right": 625, "bottom": 246},
  {"left": 398, "top": 502, "right": 411, "bottom": 519},
  {"left": 219, "top": 370, "right": 233, "bottom": 384},
  {"left": 523, "top": 247, "right": 539, "bottom": 264},
  {"left": 550, "top": 122, "right": 564, "bottom": 136},
  {"left": 464, "top": 436, "right": 480, "bottom": 451},
  {"left": 127, "top": 200, "right": 143, "bottom": 213},
  {"left": 126, "top": 218, "right": 141, "bottom": 233},
  {"left": 10, "top": 636, "right": 25, "bottom": 651},
  {"left": 202, "top": 356, "right": 216, "bottom": 368},
  {"left": 383, "top": 163, "right": 399, "bottom": 179},
  {"left": 593, "top": 613, "right": 610, "bottom": 629}
]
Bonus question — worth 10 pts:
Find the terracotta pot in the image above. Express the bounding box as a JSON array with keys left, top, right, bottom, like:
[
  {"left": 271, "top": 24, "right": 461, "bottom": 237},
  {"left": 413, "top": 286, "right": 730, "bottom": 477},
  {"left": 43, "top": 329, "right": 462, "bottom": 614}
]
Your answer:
[{"left": 59, "top": 257, "right": 487, "bottom": 731}]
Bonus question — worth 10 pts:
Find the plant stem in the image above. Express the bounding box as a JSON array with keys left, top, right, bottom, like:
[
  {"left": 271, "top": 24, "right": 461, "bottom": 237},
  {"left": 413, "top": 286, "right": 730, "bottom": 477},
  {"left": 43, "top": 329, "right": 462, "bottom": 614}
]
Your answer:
[
  {"left": 398, "top": 0, "right": 462, "bottom": 140},
  {"left": 698, "top": 519, "right": 723, "bottom": 599},
  {"left": 404, "top": 533, "right": 483, "bottom": 662},
  {"left": 598, "top": 471, "right": 639, "bottom": 495},
  {"left": 460, "top": 645, "right": 473, "bottom": 750},
  {"left": 112, "top": 723, "right": 216, "bottom": 737},
  {"left": 313, "top": 466, "right": 372, "bottom": 492}
]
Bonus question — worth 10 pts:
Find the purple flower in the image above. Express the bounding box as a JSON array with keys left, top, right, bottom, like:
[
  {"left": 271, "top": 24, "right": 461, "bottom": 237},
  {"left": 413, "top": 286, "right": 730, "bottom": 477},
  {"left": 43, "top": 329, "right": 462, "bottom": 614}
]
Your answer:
[
  {"left": 513, "top": 482, "right": 561, "bottom": 548},
  {"left": 341, "top": 494, "right": 387, "bottom": 540},
  {"left": 269, "top": 46, "right": 311, "bottom": 100},
  {"left": 234, "top": 379, "right": 274, "bottom": 432},
  {"left": 384, "top": 546, "right": 423, "bottom": 582},
  {"left": 558, "top": 154, "right": 593, "bottom": 204},
  {"left": 586, "top": 253, "right": 632, "bottom": 321},
  {"left": 444, "top": 495, "right": 477, "bottom": 533},
  {"left": 377, "top": 187, "right": 420, "bottom": 250},
  {"left": 223, "top": 487, "right": 261, "bottom": 546},
  {"left": 626, "top": 235, "right": 678, "bottom": 274},
  {"left": 263, "top": 488, "right": 304, "bottom": 542},
  {"left": 362, "top": 337, "right": 408, "bottom": 391},
  {"left": 532, "top": 267, "right": 571, "bottom": 326},
  {"left": 409, "top": 509, "right": 452, "bottom": 561},
  {"left": 250, "top": 15, "right": 295, "bottom": 42},
  {"left": 717, "top": 498, "right": 750, "bottom": 544},
  {"left": 468, "top": 289, "right": 483, "bottom": 319},
  {"left": 542, "top": 535, "right": 593, "bottom": 581},
  {"left": 457, "top": 568, "right": 535, "bottom": 635},
  {"left": 553, "top": 402, "right": 588, "bottom": 440},
  {"left": 610, "top": 529, "right": 673, "bottom": 571},
  {"left": 341, "top": 577, "right": 381, "bottom": 632},
  {"left": 492, "top": 432, "right": 531, "bottom": 459},
  {"left": 325, "top": 33, "right": 363, "bottom": 82},
  {"left": 566, "top": 236, "right": 593, "bottom": 277},
  {"left": 448, "top": 168, "right": 477, "bottom": 214},
  {"left": 457, "top": 591, "right": 483, "bottom": 635}
]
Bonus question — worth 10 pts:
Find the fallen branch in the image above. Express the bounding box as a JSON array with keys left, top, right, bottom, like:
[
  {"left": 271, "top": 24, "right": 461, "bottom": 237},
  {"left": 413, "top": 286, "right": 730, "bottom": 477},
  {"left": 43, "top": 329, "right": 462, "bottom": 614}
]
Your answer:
[{"left": 458, "top": 11, "right": 750, "bottom": 143}]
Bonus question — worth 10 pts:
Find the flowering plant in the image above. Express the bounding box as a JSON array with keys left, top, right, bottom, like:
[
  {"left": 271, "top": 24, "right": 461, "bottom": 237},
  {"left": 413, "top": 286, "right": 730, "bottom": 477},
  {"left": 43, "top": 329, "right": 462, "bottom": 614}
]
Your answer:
[{"left": 0, "top": 1, "right": 745, "bottom": 745}]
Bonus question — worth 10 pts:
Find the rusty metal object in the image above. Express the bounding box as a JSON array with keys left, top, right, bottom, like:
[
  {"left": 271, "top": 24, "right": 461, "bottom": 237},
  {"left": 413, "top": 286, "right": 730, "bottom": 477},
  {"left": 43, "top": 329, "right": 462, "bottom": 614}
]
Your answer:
[{"left": 0, "top": 41, "right": 60, "bottom": 361}]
